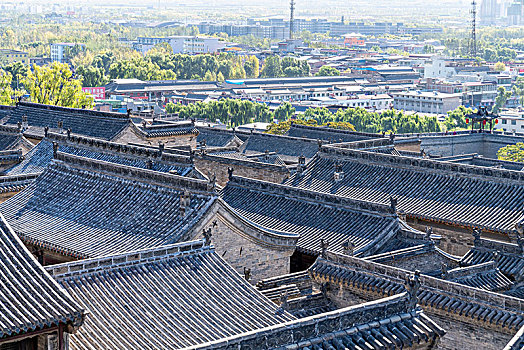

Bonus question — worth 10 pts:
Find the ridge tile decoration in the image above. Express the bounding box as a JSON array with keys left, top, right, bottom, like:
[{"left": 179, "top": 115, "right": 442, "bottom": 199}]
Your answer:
[
  {"left": 0, "top": 155, "right": 216, "bottom": 260},
  {"left": 48, "top": 241, "right": 295, "bottom": 350},
  {"left": 191, "top": 293, "right": 445, "bottom": 350},
  {"left": 221, "top": 175, "right": 409, "bottom": 257},
  {"left": 3, "top": 102, "right": 130, "bottom": 140},
  {"left": 285, "top": 149, "right": 524, "bottom": 243},
  {"left": 3, "top": 137, "right": 194, "bottom": 177},
  {"left": 0, "top": 213, "right": 84, "bottom": 343},
  {"left": 135, "top": 121, "right": 199, "bottom": 138},
  {"left": 309, "top": 252, "right": 524, "bottom": 349}
]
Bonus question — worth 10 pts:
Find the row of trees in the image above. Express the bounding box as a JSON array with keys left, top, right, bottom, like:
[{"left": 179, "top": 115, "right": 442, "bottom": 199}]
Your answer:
[
  {"left": 70, "top": 47, "right": 314, "bottom": 87},
  {"left": 166, "top": 99, "right": 443, "bottom": 134}
]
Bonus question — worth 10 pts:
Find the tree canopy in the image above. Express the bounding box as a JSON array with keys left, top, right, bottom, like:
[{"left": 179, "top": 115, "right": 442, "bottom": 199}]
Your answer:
[
  {"left": 22, "top": 62, "right": 94, "bottom": 108},
  {"left": 497, "top": 143, "right": 524, "bottom": 163}
]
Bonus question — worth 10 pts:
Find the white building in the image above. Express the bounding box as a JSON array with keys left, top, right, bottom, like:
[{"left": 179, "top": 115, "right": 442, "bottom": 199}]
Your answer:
[
  {"left": 424, "top": 57, "right": 457, "bottom": 79},
  {"left": 392, "top": 91, "right": 462, "bottom": 114},
  {"left": 498, "top": 110, "right": 524, "bottom": 133},
  {"left": 50, "top": 43, "right": 85, "bottom": 63},
  {"left": 135, "top": 36, "right": 224, "bottom": 55}
]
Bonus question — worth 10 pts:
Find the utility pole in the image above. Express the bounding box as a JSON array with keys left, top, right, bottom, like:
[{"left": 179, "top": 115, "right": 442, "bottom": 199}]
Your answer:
[
  {"left": 470, "top": 0, "right": 477, "bottom": 57},
  {"left": 290, "top": 0, "right": 295, "bottom": 40}
]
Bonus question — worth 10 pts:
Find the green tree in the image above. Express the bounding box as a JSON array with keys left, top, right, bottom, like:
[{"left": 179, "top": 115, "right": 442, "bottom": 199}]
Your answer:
[
  {"left": 23, "top": 62, "right": 94, "bottom": 108},
  {"left": 492, "top": 86, "right": 511, "bottom": 114},
  {"left": 273, "top": 102, "right": 296, "bottom": 121},
  {"left": 260, "top": 56, "right": 282, "bottom": 78},
  {"left": 76, "top": 65, "right": 107, "bottom": 87},
  {"left": 497, "top": 143, "right": 524, "bottom": 163},
  {"left": 0, "top": 69, "right": 18, "bottom": 105},
  {"left": 316, "top": 65, "right": 340, "bottom": 76}
]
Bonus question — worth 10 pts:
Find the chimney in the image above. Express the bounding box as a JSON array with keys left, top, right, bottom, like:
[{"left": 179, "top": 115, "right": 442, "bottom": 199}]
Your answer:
[{"left": 179, "top": 191, "right": 191, "bottom": 217}]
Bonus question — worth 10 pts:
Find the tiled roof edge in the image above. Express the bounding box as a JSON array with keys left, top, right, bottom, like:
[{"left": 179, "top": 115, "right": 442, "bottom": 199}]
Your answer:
[
  {"left": 321, "top": 144, "right": 524, "bottom": 183},
  {"left": 48, "top": 132, "right": 192, "bottom": 165},
  {"left": 227, "top": 175, "right": 397, "bottom": 216},
  {"left": 47, "top": 240, "right": 210, "bottom": 279},
  {"left": 54, "top": 152, "right": 213, "bottom": 195},
  {"left": 187, "top": 293, "right": 415, "bottom": 350},
  {"left": 321, "top": 252, "right": 524, "bottom": 314},
  {"left": 17, "top": 102, "right": 131, "bottom": 120}
]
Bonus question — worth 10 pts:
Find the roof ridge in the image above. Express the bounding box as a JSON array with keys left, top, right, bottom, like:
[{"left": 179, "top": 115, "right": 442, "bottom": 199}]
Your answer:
[
  {"left": 48, "top": 132, "right": 192, "bottom": 165},
  {"left": 17, "top": 101, "right": 130, "bottom": 120},
  {"left": 289, "top": 123, "right": 384, "bottom": 138},
  {"left": 47, "top": 240, "right": 210, "bottom": 279},
  {"left": 320, "top": 144, "right": 524, "bottom": 183},
  {"left": 54, "top": 152, "right": 213, "bottom": 194},
  {"left": 189, "top": 293, "right": 415, "bottom": 350},
  {"left": 227, "top": 175, "right": 396, "bottom": 216}
]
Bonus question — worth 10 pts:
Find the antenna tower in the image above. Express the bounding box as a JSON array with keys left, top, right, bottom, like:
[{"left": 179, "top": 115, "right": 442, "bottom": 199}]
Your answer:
[
  {"left": 470, "top": 0, "right": 477, "bottom": 57},
  {"left": 290, "top": 0, "right": 295, "bottom": 40}
]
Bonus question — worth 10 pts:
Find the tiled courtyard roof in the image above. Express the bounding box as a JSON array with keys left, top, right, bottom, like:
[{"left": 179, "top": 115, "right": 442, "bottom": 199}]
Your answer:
[
  {"left": 197, "top": 126, "right": 239, "bottom": 147},
  {"left": 48, "top": 241, "right": 294, "bottom": 350},
  {"left": 285, "top": 148, "right": 524, "bottom": 234},
  {"left": 3, "top": 102, "right": 130, "bottom": 140},
  {"left": 311, "top": 254, "right": 524, "bottom": 333},
  {"left": 239, "top": 132, "right": 320, "bottom": 162},
  {"left": 221, "top": 176, "right": 403, "bottom": 256},
  {"left": 134, "top": 121, "right": 199, "bottom": 138},
  {"left": 0, "top": 213, "right": 84, "bottom": 339},
  {"left": 193, "top": 293, "right": 444, "bottom": 350},
  {"left": 0, "top": 153, "right": 215, "bottom": 258}
]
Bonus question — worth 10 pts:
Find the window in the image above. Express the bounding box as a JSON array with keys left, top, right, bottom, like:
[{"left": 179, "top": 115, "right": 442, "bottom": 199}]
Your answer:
[
  {"left": 502, "top": 119, "right": 507, "bottom": 124},
  {"left": 512, "top": 120, "right": 517, "bottom": 125}
]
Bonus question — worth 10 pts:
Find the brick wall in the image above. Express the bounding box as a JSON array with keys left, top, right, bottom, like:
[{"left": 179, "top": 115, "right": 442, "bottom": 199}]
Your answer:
[
  {"left": 194, "top": 155, "right": 290, "bottom": 187},
  {"left": 188, "top": 203, "right": 297, "bottom": 283}
]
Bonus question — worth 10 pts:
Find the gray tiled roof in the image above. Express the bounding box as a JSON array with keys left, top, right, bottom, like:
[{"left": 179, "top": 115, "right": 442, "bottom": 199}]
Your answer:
[
  {"left": 193, "top": 293, "right": 445, "bottom": 350},
  {"left": 135, "top": 121, "right": 198, "bottom": 138},
  {"left": 310, "top": 254, "right": 524, "bottom": 332},
  {"left": 0, "top": 131, "right": 20, "bottom": 151},
  {"left": 221, "top": 176, "right": 402, "bottom": 256},
  {"left": 286, "top": 123, "right": 381, "bottom": 143},
  {"left": 0, "top": 154, "right": 215, "bottom": 258},
  {"left": 239, "top": 132, "right": 319, "bottom": 162},
  {"left": 197, "top": 126, "right": 238, "bottom": 147},
  {"left": 285, "top": 149, "right": 524, "bottom": 234},
  {"left": 3, "top": 138, "right": 193, "bottom": 177},
  {"left": 48, "top": 241, "right": 294, "bottom": 350},
  {"left": 3, "top": 102, "right": 130, "bottom": 140},
  {"left": 0, "top": 213, "right": 84, "bottom": 339}
]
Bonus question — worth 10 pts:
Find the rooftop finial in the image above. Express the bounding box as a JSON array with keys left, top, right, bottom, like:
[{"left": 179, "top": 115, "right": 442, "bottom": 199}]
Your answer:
[
  {"left": 44, "top": 126, "right": 49, "bottom": 138},
  {"left": 279, "top": 291, "right": 289, "bottom": 310},
  {"left": 342, "top": 239, "right": 355, "bottom": 256},
  {"left": 52, "top": 142, "right": 59, "bottom": 159},
  {"left": 390, "top": 196, "right": 398, "bottom": 212},
  {"left": 227, "top": 167, "right": 234, "bottom": 181},
  {"left": 425, "top": 226, "right": 433, "bottom": 240},
  {"left": 243, "top": 267, "right": 251, "bottom": 282},
  {"left": 320, "top": 239, "right": 329, "bottom": 258},
  {"left": 472, "top": 229, "right": 482, "bottom": 246},
  {"left": 203, "top": 227, "right": 212, "bottom": 246},
  {"left": 405, "top": 270, "right": 421, "bottom": 308}
]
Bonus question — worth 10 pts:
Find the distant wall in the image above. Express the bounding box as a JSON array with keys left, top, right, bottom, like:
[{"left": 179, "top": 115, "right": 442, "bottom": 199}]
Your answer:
[
  {"left": 194, "top": 154, "right": 290, "bottom": 187},
  {"left": 420, "top": 133, "right": 524, "bottom": 159}
]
